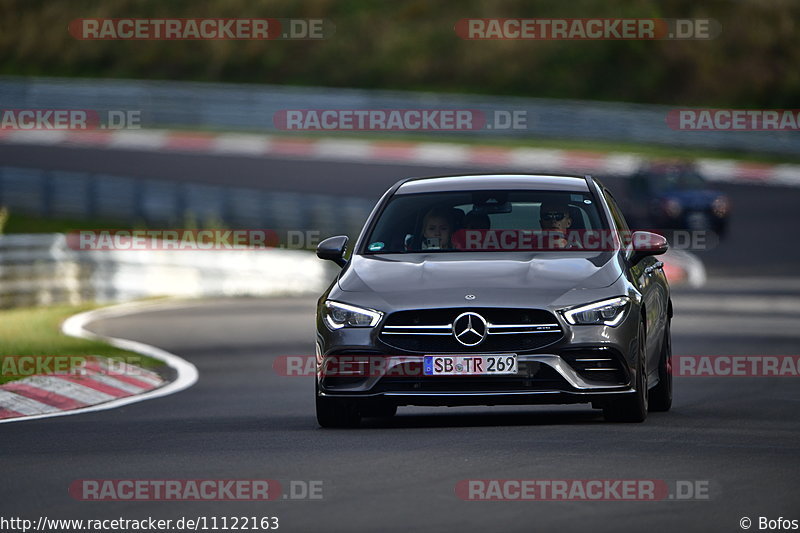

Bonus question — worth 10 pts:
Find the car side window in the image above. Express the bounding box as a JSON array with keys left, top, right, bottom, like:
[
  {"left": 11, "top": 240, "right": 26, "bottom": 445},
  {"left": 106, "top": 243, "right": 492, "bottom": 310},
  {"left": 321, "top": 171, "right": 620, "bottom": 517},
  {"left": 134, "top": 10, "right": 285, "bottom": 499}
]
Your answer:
[{"left": 602, "top": 189, "right": 632, "bottom": 246}]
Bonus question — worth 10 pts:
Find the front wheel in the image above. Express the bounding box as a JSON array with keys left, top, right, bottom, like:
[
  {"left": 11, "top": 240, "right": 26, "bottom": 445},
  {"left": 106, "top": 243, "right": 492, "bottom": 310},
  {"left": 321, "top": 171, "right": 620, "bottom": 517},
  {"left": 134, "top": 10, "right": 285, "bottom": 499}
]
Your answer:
[
  {"left": 604, "top": 321, "right": 648, "bottom": 423},
  {"left": 316, "top": 383, "right": 361, "bottom": 428},
  {"left": 648, "top": 319, "right": 672, "bottom": 412}
]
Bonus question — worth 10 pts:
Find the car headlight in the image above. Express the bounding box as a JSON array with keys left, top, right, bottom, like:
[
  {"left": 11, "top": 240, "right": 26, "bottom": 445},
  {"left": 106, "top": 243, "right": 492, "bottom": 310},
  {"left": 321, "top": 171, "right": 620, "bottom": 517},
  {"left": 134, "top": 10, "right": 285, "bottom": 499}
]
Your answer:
[
  {"left": 562, "top": 296, "right": 630, "bottom": 326},
  {"left": 323, "top": 301, "right": 383, "bottom": 329},
  {"left": 711, "top": 196, "right": 729, "bottom": 218}
]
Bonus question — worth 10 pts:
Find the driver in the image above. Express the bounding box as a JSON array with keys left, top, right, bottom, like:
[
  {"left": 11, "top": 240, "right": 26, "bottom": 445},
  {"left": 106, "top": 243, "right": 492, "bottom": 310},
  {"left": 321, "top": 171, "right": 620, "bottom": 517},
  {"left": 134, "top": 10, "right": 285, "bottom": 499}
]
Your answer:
[{"left": 539, "top": 199, "right": 572, "bottom": 249}]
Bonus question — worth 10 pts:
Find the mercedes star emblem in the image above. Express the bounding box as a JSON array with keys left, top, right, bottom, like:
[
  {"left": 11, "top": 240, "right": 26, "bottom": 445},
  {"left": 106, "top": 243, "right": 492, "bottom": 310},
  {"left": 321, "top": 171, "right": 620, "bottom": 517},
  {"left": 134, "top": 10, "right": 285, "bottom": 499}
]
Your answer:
[{"left": 452, "top": 312, "right": 487, "bottom": 346}]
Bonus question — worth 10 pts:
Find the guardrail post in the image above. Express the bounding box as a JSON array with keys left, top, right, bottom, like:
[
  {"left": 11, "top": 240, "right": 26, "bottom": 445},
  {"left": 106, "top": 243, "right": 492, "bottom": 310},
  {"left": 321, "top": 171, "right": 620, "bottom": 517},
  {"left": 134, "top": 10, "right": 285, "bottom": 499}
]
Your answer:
[
  {"left": 222, "top": 188, "right": 234, "bottom": 227},
  {"left": 174, "top": 182, "right": 187, "bottom": 226},
  {"left": 41, "top": 170, "right": 53, "bottom": 217},
  {"left": 86, "top": 173, "right": 97, "bottom": 220},
  {"left": 133, "top": 178, "right": 145, "bottom": 223}
]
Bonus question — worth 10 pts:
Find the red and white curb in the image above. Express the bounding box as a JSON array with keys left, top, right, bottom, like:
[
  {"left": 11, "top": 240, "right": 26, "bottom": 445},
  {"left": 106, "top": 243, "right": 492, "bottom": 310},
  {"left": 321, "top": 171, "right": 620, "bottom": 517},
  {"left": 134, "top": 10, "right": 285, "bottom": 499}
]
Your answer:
[
  {"left": 1, "top": 129, "right": 799, "bottom": 188},
  {"left": 0, "top": 357, "right": 164, "bottom": 419},
  {"left": 0, "top": 300, "right": 199, "bottom": 424}
]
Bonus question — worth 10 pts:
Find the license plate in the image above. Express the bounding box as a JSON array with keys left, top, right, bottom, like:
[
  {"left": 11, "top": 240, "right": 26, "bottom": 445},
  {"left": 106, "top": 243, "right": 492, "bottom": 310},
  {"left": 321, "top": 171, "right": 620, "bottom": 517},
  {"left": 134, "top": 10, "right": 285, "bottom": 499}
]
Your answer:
[
  {"left": 686, "top": 211, "right": 709, "bottom": 230},
  {"left": 423, "top": 354, "right": 517, "bottom": 376}
]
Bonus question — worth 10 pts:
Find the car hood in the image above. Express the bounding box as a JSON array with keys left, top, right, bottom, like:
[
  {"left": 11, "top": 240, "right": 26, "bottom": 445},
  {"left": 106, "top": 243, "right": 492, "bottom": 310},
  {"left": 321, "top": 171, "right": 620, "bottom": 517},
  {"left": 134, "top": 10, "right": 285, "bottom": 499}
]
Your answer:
[{"left": 336, "top": 252, "right": 623, "bottom": 309}]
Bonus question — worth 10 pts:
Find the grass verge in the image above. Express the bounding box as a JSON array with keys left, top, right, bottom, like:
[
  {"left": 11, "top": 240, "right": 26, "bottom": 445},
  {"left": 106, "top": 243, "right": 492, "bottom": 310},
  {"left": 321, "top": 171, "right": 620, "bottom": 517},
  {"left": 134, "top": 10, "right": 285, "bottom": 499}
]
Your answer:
[
  {"left": 2, "top": 214, "right": 128, "bottom": 234},
  {"left": 0, "top": 304, "right": 165, "bottom": 385}
]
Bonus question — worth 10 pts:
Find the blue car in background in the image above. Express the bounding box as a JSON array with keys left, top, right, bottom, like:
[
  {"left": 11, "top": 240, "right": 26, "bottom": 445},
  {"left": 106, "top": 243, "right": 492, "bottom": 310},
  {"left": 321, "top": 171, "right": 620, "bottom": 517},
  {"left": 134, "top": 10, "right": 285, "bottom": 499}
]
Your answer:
[{"left": 624, "top": 161, "right": 730, "bottom": 238}]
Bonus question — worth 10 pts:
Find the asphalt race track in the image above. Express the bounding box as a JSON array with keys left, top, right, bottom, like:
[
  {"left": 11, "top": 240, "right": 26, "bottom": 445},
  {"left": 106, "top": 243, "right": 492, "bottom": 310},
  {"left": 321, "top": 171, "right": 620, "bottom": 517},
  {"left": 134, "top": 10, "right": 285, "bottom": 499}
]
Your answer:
[{"left": 1, "top": 145, "right": 799, "bottom": 532}]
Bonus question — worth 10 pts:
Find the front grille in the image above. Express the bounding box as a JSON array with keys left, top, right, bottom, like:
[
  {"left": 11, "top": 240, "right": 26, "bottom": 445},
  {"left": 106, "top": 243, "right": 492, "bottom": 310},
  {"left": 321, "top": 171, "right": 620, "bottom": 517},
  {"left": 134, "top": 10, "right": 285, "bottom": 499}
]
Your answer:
[
  {"left": 379, "top": 308, "right": 563, "bottom": 353},
  {"left": 560, "top": 349, "right": 629, "bottom": 385}
]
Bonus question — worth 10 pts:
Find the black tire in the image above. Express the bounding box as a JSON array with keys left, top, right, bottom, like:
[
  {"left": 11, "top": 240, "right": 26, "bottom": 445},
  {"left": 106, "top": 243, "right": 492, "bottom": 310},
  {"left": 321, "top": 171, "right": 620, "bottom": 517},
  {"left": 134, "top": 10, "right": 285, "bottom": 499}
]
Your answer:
[
  {"left": 316, "top": 383, "right": 361, "bottom": 428},
  {"left": 648, "top": 319, "right": 672, "bottom": 412},
  {"left": 604, "top": 321, "right": 648, "bottom": 423},
  {"left": 714, "top": 220, "right": 728, "bottom": 240}
]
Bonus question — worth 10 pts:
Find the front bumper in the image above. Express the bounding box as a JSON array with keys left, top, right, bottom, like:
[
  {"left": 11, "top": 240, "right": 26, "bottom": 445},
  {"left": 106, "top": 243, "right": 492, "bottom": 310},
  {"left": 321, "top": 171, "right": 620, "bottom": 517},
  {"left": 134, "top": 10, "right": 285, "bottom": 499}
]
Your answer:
[
  {"left": 316, "top": 300, "right": 641, "bottom": 407},
  {"left": 316, "top": 350, "right": 637, "bottom": 407},
  {"left": 318, "top": 389, "right": 638, "bottom": 408}
]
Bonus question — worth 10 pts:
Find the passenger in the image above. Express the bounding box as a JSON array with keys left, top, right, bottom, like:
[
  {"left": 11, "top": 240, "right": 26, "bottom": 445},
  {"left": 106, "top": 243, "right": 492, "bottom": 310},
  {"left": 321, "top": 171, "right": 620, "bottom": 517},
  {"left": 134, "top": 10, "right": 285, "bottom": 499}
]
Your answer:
[{"left": 420, "top": 206, "right": 455, "bottom": 250}]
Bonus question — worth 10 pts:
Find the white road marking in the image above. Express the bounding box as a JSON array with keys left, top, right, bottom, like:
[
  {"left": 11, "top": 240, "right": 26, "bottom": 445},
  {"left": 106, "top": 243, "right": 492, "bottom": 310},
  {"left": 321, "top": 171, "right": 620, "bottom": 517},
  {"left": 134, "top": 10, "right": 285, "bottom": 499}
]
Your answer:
[
  {"left": 0, "top": 299, "right": 199, "bottom": 425},
  {"left": 690, "top": 277, "right": 800, "bottom": 292},
  {"left": 672, "top": 277, "right": 800, "bottom": 336},
  {"left": 674, "top": 295, "right": 800, "bottom": 314},
  {"left": 672, "top": 314, "right": 800, "bottom": 337}
]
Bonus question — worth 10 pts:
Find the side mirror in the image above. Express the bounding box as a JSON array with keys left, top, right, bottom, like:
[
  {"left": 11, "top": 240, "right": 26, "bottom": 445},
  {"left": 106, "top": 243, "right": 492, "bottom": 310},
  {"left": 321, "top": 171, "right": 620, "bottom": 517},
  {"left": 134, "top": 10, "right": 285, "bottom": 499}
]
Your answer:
[
  {"left": 316, "top": 235, "right": 349, "bottom": 267},
  {"left": 627, "top": 231, "right": 668, "bottom": 265}
]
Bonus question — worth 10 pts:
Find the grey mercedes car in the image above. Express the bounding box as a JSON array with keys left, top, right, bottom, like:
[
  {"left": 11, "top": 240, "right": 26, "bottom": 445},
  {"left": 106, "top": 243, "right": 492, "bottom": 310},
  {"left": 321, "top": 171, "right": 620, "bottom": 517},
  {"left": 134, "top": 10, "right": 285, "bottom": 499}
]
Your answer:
[{"left": 314, "top": 174, "right": 672, "bottom": 427}]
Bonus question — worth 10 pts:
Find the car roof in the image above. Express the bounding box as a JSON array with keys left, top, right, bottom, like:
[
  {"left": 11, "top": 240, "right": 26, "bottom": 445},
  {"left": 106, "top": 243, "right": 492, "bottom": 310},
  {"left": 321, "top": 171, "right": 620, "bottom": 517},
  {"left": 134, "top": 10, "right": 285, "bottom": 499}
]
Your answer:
[{"left": 396, "top": 174, "right": 590, "bottom": 195}]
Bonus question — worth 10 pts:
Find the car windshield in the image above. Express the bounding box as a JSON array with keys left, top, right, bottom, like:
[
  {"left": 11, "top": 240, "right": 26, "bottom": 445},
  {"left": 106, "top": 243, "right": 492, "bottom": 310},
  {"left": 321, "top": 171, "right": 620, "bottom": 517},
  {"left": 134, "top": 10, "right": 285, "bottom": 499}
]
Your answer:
[
  {"left": 648, "top": 167, "right": 708, "bottom": 193},
  {"left": 362, "top": 189, "right": 608, "bottom": 253}
]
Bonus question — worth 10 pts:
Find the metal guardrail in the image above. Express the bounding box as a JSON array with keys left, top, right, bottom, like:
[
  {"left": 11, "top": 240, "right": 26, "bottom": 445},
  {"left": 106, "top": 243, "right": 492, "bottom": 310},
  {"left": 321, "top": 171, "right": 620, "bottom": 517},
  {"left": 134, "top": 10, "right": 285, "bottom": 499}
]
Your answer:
[
  {"left": 1, "top": 76, "right": 798, "bottom": 156},
  {"left": 0, "top": 164, "right": 363, "bottom": 308},
  {"left": 0, "top": 166, "right": 374, "bottom": 237},
  {"left": 0, "top": 233, "right": 337, "bottom": 308}
]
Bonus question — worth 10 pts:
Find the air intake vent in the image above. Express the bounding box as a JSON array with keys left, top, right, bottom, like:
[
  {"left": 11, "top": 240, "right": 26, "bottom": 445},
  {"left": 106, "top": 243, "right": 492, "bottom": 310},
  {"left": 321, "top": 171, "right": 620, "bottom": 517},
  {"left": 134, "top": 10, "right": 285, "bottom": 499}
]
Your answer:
[{"left": 560, "top": 349, "right": 628, "bottom": 385}]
